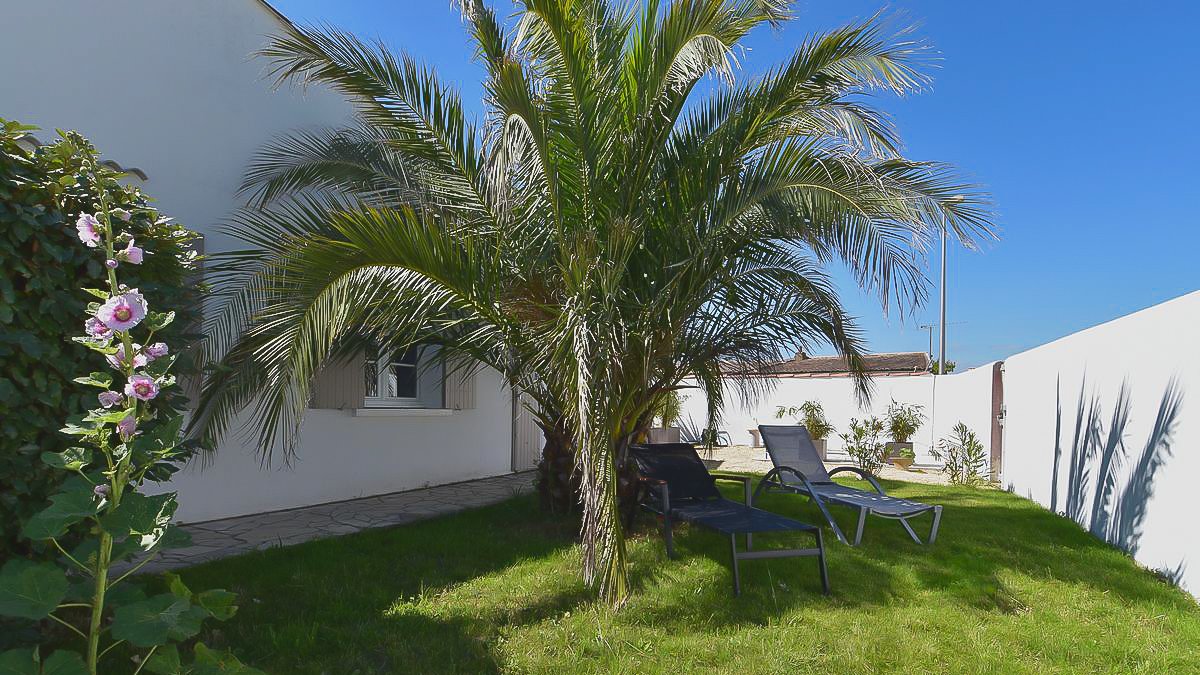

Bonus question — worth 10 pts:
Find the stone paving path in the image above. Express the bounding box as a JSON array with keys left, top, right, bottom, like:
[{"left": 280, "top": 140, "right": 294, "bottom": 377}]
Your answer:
[{"left": 141, "top": 472, "right": 534, "bottom": 574}]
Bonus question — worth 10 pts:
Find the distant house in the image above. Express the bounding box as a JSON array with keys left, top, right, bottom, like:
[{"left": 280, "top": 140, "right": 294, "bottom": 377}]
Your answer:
[
  {"left": 746, "top": 351, "right": 932, "bottom": 378},
  {"left": 1, "top": 0, "right": 542, "bottom": 523}
]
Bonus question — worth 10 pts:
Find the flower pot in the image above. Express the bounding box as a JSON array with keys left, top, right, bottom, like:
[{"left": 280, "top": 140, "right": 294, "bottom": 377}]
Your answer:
[
  {"left": 891, "top": 456, "right": 914, "bottom": 471},
  {"left": 885, "top": 441, "right": 913, "bottom": 463},
  {"left": 647, "top": 427, "right": 681, "bottom": 444},
  {"left": 812, "top": 437, "right": 828, "bottom": 461}
]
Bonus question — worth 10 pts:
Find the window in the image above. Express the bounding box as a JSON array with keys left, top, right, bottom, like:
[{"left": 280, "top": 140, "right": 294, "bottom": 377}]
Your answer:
[{"left": 364, "top": 344, "right": 421, "bottom": 406}]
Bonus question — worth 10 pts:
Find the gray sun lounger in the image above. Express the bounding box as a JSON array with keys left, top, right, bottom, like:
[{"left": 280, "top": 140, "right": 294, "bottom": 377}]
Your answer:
[
  {"left": 755, "top": 425, "right": 942, "bottom": 546},
  {"left": 631, "top": 443, "right": 829, "bottom": 596}
]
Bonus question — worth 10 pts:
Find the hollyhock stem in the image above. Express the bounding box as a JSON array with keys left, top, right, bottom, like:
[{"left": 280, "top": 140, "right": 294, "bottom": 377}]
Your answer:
[{"left": 88, "top": 183, "right": 136, "bottom": 675}]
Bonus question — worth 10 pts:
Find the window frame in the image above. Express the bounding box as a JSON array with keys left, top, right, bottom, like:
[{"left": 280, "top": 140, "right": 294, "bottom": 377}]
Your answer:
[{"left": 363, "top": 344, "right": 423, "bottom": 408}]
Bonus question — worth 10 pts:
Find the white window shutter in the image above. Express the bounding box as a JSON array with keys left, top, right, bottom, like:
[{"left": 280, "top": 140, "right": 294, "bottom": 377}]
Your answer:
[
  {"left": 443, "top": 367, "right": 476, "bottom": 410},
  {"left": 310, "top": 351, "right": 367, "bottom": 410}
]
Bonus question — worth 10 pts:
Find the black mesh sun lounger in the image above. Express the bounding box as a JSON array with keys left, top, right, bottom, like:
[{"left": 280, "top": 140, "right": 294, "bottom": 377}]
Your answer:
[
  {"left": 756, "top": 425, "right": 943, "bottom": 547},
  {"left": 630, "top": 443, "right": 829, "bottom": 596}
]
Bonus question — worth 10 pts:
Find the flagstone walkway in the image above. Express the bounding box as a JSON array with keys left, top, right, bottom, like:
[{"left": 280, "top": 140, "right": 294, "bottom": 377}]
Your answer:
[{"left": 142, "top": 471, "right": 534, "bottom": 574}]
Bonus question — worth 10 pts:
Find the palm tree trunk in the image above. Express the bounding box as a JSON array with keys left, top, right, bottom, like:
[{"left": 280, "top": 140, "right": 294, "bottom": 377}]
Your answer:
[{"left": 536, "top": 419, "right": 579, "bottom": 514}]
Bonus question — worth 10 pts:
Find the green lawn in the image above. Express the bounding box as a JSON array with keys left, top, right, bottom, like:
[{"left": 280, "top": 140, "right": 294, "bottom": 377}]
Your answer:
[{"left": 172, "top": 479, "right": 1198, "bottom": 674}]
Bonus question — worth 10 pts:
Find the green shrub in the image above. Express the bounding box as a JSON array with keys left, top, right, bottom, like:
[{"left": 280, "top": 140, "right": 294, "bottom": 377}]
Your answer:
[
  {"left": 0, "top": 119, "right": 203, "bottom": 565},
  {"left": 932, "top": 422, "right": 989, "bottom": 485},
  {"left": 840, "top": 416, "right": 886, "bottom": 475}
]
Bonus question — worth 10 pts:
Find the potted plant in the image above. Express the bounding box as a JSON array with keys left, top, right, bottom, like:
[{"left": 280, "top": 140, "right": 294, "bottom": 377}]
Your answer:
[
  {"left": 892, "top": 446, "right": 917, "bottom": 470},
  {"left": 776, "top": 400, "right": 835, "bottom": 460},
  {"left": 884, "top": 399, "right": 925, "bottom": 463},
  {"left": 647, "top": 390, "right": 683, "bottom": 444}
]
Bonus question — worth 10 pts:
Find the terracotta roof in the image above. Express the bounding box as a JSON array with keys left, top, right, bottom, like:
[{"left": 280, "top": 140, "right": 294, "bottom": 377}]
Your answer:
[{"left": 755, "top": 351, "right": 931, "bottom": 378}]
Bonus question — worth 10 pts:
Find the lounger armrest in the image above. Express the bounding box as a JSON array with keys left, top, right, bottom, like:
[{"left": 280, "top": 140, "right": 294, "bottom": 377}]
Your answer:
[
  {"left": 710, "top": 472, "right": 753, "bottom": 505},
  {"left": 753, "top": 465, "right": 816, "bottom": 504},
  {"left": 828, "top": 466, "right": 886, "bottom": 494}
]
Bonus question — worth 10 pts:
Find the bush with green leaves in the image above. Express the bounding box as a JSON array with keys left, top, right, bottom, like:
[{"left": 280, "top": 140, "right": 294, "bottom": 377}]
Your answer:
[
  {"left": 0, "top": 127, "right": 257, "bottom": 674},
  {"left": 0, "top": 120, "right": 204, "bottom": 568},
  {"left": 932, "top": 422, "right": 989, "bottom": 485},
  {"left": 775, "top": 400, "right": 835, "bottom": 440},
  {"left": 884, "top": 399, "right": 925, "bottom": 443},
  {"left": 840, "top": 417, "right": 887, "bottom": 475}
]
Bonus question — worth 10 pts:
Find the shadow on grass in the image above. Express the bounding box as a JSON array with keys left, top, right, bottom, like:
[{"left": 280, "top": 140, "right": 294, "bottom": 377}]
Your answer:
[
  {"left": 172, "top": 478, "right": 1194, "bottom": 673},
  {"left": 177, "top": 497, "right": 587, "bottom": 674}
]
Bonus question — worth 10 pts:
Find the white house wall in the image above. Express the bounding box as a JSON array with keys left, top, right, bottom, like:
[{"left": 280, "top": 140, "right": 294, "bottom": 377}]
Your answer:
[
  {"left": 1002, "top": 291, "right": 1199, "bottom": 596},
  {"left": 166, "top": 369, "right": 517, "bottom": 522},
  {"left": 1, "top": 0, "right": 520, "bottom": 523}
]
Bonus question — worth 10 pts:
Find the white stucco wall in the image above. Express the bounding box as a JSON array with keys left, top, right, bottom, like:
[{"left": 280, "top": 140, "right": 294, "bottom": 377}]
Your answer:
[
  {"left": 678, "top": 364, "right": 996, "bottom": 466},
  {"left": 1, "top": 0, "right": 518, "bottom": 522},
  {"left": 167, "top": 369, "right": 517, "bottom": 522},
  {"left": 1002, "top": 291, "right": 1199, "bottom": 595}
]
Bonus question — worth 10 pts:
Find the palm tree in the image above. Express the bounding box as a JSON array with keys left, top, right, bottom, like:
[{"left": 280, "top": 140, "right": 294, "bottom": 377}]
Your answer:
[{"left": 191, "top": 0, "right": 993, "bottom": 606}]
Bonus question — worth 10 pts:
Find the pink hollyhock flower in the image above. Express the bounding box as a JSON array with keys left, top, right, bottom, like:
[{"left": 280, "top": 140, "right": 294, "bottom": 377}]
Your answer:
[
  {"left": 119, "top": 239, "right": 144, "bottom": 265},
  {"left": 116, "top": 414, "right": 137, "bottom": 440},
  {"left": 106, "top": 343, "right": 148, "bottom": 369},
  {"left": 93, "top": 484, "right": 110, "bottom": 499},
  {"left": 98, "top": 390, "right": 123, "bottom": 408},
  {"left": 85, "top": 317, "right": 112, "bottom": 341},
  {"left": 76, "top": 214, "right": 101, "bottom": 247},
  {"left": 105, "top": 259, "right": 119, "bottom": 269},
  {"left": 145, "top": 342, "right": 169, "bottom": 359},
  {"left": 113, "top": 208, "right": 132, "bottom": 222},
  {"left": 96, "top": 289, "right": 147, "bottom": 330},
  {"left": 124, "top": 374, "right": 159, "bottom": 401}
]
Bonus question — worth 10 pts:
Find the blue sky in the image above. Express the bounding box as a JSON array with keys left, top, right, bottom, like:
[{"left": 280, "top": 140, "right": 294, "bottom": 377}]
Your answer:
[{"left": 269, "top": 0, "right": 1199, "bottom": 367}]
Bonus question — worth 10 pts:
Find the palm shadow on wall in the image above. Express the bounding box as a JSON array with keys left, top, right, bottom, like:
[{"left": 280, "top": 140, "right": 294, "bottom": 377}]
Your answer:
[{"left": 1050, "top": 375, "right": 1185, "bottom": 566}]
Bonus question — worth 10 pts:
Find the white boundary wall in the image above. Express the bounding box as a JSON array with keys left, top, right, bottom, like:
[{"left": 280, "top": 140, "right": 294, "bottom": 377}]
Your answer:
[
  {"left": 1002, "top": 291, "right": 1199, "bottom": 595},
  {"left": 678, "top": 364, "right": 995, "bottom": 466}
]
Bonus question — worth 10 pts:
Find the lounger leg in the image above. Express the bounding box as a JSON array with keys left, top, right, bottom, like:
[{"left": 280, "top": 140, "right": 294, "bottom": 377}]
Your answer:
[
  {"left": 816, "top": 529, "right": 830, "bottom": 595},
  {"left": 662, "top": 515, "right": 675, "bottom": 559},
  {"left": 810, "top": 494, "right": 850, "bottom": 545},
  {"left": 899, "top": 517, "right": 923, "bottom": 544},
  {"left": 928, "top": 505, "right": 943, "bottom": 545},
  {"left": 729, "top": 535, "right": 741, "bottom": 596},
  {"left": 852, "top": 506, "right": 868, "bottom": 546}
]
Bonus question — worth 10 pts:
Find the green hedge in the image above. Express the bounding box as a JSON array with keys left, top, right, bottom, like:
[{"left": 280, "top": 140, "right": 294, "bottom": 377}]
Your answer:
[{"left": 0, "top": 119, "right": 204, "bottom": 563}]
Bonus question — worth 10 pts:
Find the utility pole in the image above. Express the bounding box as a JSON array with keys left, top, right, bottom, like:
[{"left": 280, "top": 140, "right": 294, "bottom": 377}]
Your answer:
[{"left": 938, "top": 197, "right": 964, "bottom": 376}]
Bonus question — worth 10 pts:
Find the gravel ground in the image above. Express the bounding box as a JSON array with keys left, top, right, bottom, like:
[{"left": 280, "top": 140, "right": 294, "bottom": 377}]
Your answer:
[{"left": 704, "top": 444, "right": 950, "bottom": 485}]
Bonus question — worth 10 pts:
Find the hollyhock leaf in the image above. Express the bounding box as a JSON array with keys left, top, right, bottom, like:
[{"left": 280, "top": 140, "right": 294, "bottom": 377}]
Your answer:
[
  {"left": 165, "top": 573, "right": 192, "bottom": 601},
  {"left": 40, "top": 651, "right": 87, "bottom": 675},
  {"left": 143, "top": 645, "right": 182, "bottom": 675},
  {"left": 196, "top": 589, "right": 238, "bottom": 621},
  {"left": 191, "top": 643, "right": 265, "bottom": 675},
  {"left": 21, "top": 488, "right": 99, "bottom": 540},
  {"left": 136, "top": 522, "right": 190, "bottom": 553},
  {"left": 40, "top": 447, "right": 91, "bottom": 471},
  {"left": 72, "top": 372, "right": 112, "bottom": 389},
  {"left": 80, "top": 288, "right": 109, "bottom": 300},
  {"left": 0, "top": 648, "right": 39, "bottom": 674},
  {"left": 111, "top": 594, "right": 206, "bottom": 647},
  {"left": 101, "top": 492, "right": 176, "bottom": 537},
  {"left": 0, "top": 559, "right": 69, "bottom": 619},
  {"left": 144, "top": 311, "right": 175, "bottom": 331},
  {"left": 84, "top": 409, "right": 132, "bottom": 424},
  {"left": 145, "top": 355, "right": 175, "bottom": 377}
]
